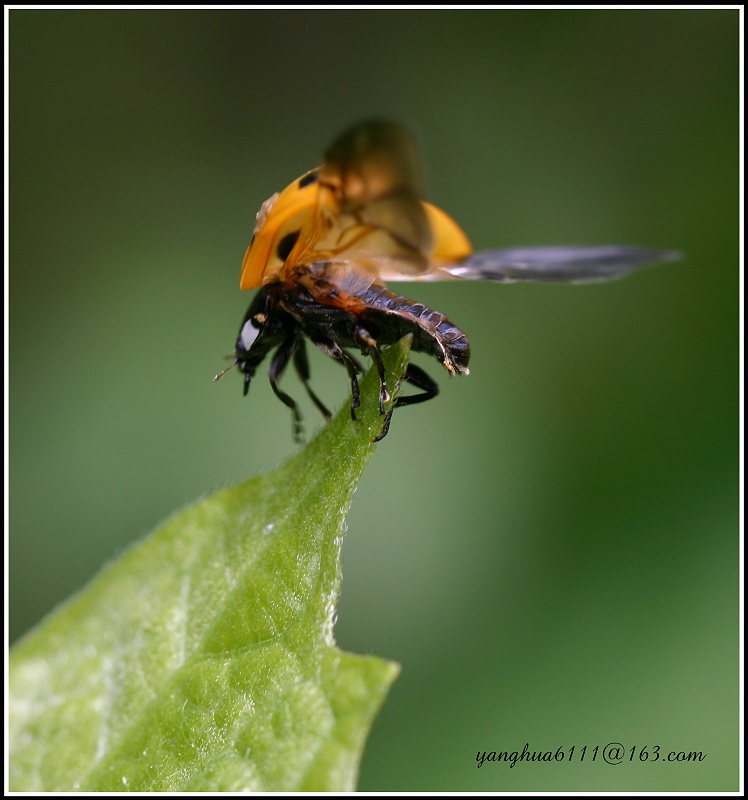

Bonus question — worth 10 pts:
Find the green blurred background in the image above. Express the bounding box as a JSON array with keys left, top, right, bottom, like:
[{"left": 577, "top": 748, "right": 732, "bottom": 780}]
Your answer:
[{"left": 10, "top": 9, "right": 738, "bottom": 792}]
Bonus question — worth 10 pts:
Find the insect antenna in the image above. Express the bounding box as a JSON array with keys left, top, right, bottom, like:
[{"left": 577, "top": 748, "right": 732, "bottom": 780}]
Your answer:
[{"left": 213, "top": 357, "right": 238, "bottom": 382}]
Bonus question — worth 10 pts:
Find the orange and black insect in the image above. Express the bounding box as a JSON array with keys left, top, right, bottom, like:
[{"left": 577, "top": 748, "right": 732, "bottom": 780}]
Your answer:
[{"left": 218, "top": 120, "right": 677, "bottom": 440}]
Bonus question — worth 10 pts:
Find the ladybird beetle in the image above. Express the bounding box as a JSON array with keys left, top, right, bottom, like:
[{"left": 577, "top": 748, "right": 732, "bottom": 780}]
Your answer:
[{"left": 218, "top": 120, "right": 678, "bottom": 441}]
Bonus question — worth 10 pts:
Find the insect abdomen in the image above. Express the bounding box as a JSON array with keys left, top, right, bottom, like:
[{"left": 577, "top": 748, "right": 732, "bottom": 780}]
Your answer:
[{"left": 358, "top": 285, "right": 470, "bottom": 375}]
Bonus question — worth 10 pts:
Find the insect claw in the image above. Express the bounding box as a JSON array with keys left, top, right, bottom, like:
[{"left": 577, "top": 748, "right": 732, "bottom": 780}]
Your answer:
[
  {"left": 292, "top": 420, "right": 305, "bottom": 443},
  {"left": 373, "top": 409, "right": 394, "bottom": 441}
]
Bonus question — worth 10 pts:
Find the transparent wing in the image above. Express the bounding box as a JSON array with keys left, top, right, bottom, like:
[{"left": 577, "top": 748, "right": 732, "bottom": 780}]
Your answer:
[
  {"left": 445, "top": 245, "right": 680, "bottom": 284},
  {"left": 308, "top": 120, "right": 434, "bottom": 269}
]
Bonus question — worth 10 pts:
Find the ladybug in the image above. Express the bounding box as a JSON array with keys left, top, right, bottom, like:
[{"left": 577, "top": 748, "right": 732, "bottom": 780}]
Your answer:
[{"left": 218, "top": 120, "right": 677, "bottom": 441}]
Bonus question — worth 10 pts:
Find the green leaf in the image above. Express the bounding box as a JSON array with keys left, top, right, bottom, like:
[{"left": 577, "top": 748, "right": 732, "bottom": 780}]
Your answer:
[{"left": 9, "top": 338, "right": 413, "bottom": 792}]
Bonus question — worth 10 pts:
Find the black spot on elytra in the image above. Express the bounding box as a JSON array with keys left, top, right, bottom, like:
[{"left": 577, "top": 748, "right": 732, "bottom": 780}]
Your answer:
[
  {"left": 277, "top": 230, "right": 301, "bottom": 261},
  {"left": 298, "top": 170, "right": 319, "bottom": 188}
]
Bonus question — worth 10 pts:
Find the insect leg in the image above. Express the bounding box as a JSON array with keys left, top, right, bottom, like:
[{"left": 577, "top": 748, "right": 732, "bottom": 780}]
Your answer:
[
  {"left": 292, "top": 338, "right": 332, "bottom": 421},
  {"left": 395, "top": 363, "right": 439, "bottom": 407},
  {"left": 313, "top": 340, "right": 362, "bottom": 420},
  {"left": 373, "top": 364, "right": 440, "bottom": 443},
  {"left": 340, "top": 349, "right": 364, "bottom": 374},
  {"left": 268, "top": 338, "right": 304, "bottom": 441},
  {"left": 354, "top": 327, "right": 390, "bottom": 414}
]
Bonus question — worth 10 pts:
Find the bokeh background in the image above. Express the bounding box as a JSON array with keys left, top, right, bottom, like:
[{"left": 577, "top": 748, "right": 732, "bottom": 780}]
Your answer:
[{"left": 9, "top": 9, "right": 739, "bottom": 792}]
